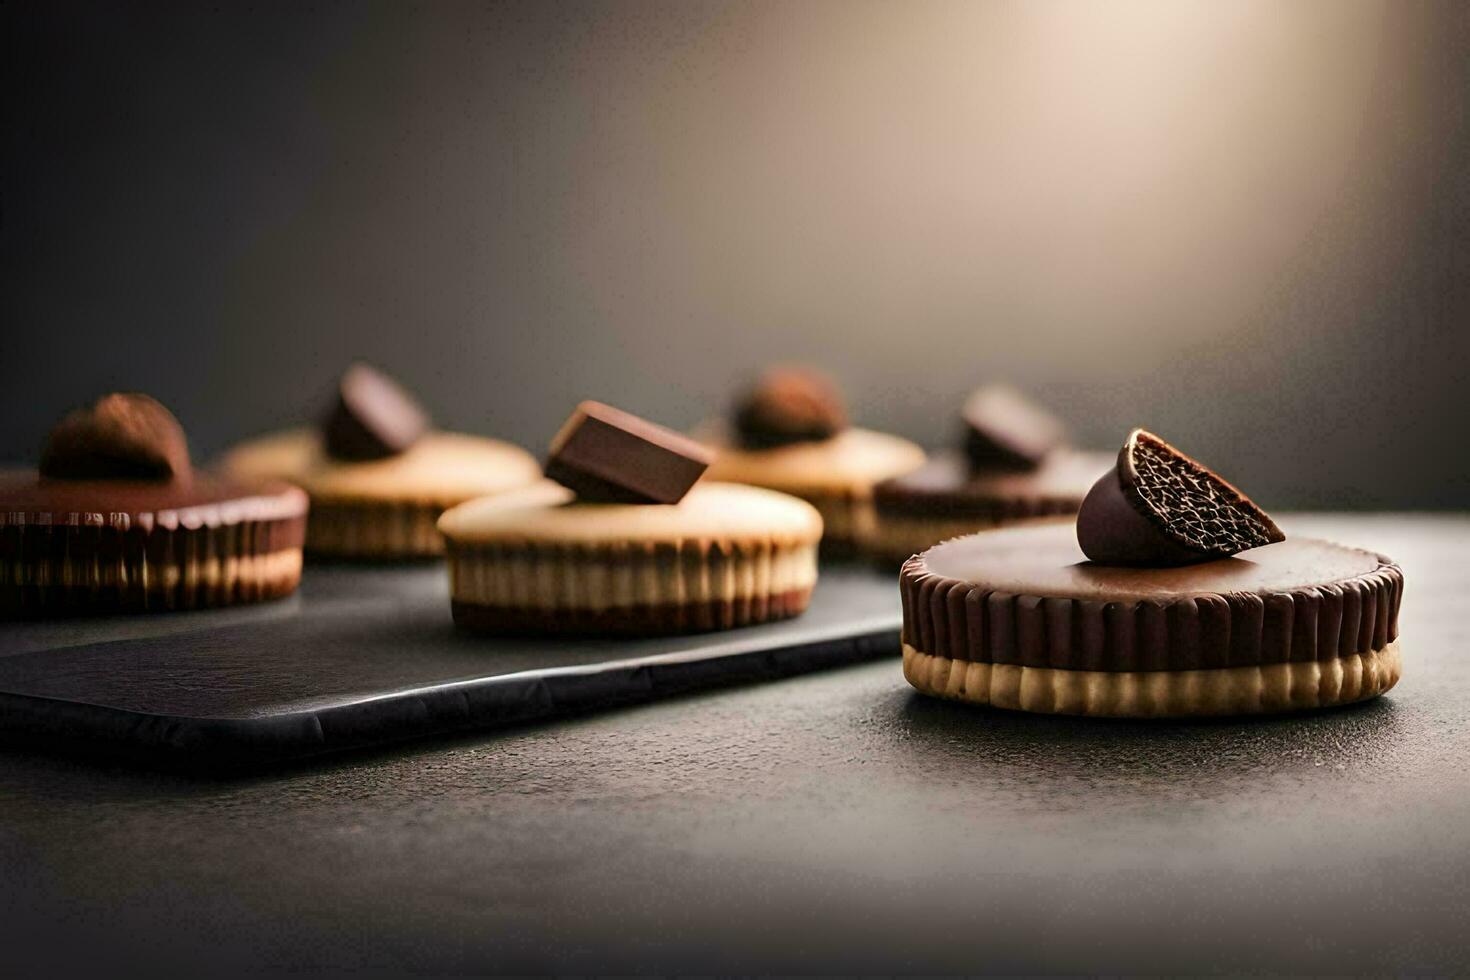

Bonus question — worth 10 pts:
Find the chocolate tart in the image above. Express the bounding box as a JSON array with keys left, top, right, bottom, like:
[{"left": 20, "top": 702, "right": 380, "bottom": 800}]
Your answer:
[
  {"left": 442, "top": 401, "right": 821, "bottom": 636},
  {"left": 900, "top": 523, "right": 1403, "bottom": 718},
  {"left": 704, "top": 428, "right": 925, "bottom": 554},
  {"left": 701, "top": 367, "right": 924, "bottom": 556},
  {"left": 871, "top": 449, "right": 1113, "bottom": 565},
  {"left": 441, "top": 481, "right": 821, "bottom": 635},
  {"left": 1, "top": 394, "right": 306, "bottom": 617},
  {"left": 219, "top": 364, "right": 540, "bottom": 558},
  {"left": 868, "top": 385, "right": 1108, "bottom": 564}
]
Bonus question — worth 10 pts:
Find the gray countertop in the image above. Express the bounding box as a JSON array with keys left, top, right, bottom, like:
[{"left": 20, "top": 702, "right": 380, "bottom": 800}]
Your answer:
[{"left": 2, "top": 514, "right": 1467, "bottom": 974}]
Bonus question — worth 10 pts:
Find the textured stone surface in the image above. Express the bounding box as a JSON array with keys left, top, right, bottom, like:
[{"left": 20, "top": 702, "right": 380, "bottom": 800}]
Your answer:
[{"left": 1, "top": 514, "right": 1467, "bottom": 973}]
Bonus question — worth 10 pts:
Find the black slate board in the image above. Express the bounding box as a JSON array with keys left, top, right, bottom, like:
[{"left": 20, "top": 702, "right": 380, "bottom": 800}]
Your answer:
[{"left": 0, "top": 565, "right": 899, "bottom": 766}]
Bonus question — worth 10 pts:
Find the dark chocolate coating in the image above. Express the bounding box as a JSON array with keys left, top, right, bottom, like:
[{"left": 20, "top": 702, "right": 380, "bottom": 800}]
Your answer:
[
  {"left": 322, "top": 363, "right": 429, "bottom": 461},
  {"left": 0, "top": 469, "right": 308, "bottom": 617},
  {"left": 733, "top": 367, "right": 847, "bottom": 449},
  {"left": 544, "top": 401, "right": 713, "bottom": 504},
  {"left": 1076, "top": 467, "right": 1208, "bottom": 565},
  {"left": 961, "top": 385, "right": 1065, "bottom": 470},
  {"left": 0, "top": 469, "right": 307, "bottom": 519},
  {"left": 903, "top": 522, "right": 1402, "bottom": 672},
  {"left": 39, "top": 393, "right": 191, "bottom": 481}
]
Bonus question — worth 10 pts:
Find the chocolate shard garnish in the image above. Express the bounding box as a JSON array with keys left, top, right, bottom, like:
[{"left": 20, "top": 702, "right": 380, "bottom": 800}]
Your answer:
[
  {"left": 1077, "top": 428, "right": 1285, "bottom": 566},
  {"left": 39, "top": 393, "right": 192, "bottom": 481},
  {"left": 733, "top": 366, "right": 848, "bottom": 449},
  {"left": 962, "top": 385, "right": 1066, "bottom": 470},
  {"left": 544, "top": 401, "right": 713, "bottom": 504},
  {"left": 322, "top": 363, "right": 430, "bottom": 461}
]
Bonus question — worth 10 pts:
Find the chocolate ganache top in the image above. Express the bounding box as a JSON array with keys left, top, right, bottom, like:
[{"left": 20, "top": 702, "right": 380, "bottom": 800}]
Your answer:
[
  {"left": 918, "top": 522, "right": 1384, "bottom": 602},
  {"left": 0, "top": 470, "right": 306, "bottom": 523}
]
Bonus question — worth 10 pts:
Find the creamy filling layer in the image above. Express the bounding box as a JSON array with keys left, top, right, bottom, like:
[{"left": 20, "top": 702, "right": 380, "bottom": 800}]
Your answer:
[
  {"left": 448, "top": 541, "right": 819, "bottom": 611},
  {"left": 902, "top": 641, "right": 1401, "bottom": 718}
]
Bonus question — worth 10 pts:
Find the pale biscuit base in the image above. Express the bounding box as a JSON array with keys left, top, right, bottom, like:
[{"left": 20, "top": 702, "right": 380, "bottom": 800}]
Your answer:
[{"left": 902, "top": 641, "right": 1402, "bottom": 718}]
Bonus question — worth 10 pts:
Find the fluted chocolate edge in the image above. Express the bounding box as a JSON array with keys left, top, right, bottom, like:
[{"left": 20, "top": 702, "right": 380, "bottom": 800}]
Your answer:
[
  {"left": 452, "top": 587, "right": 814, "bottom": 636},
  {"left": 899, "top": 550, "right": 1403, "bottom": 672},
  {"left": 304, "top": 499, "right": 448, "bottom": 557},
  {"left": 1, "top": 503, "right": 307, "bottom": 617}
]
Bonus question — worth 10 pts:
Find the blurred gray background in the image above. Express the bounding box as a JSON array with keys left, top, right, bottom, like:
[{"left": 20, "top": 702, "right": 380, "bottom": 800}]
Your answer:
[{"left": 3, "top": 0, "right": 1466, "bottom": 507}]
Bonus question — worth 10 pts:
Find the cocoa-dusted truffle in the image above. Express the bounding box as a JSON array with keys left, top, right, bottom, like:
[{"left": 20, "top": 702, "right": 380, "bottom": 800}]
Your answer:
[
  {"left": 322, "top": 363, "right": 429, "bottom": 461},
  {"left": 544, "top": 401, "right": 713, "bottom": 505},
  {"left": 733, "top": 367, "right": 848, "bottom": 449},
  {"left": 39, "top": 393, "right": 192, "bottom": 481},
  {"left": 1077, "top": 428, "right": 1284, "bottom": 566},
  {"left": 962, "top": 385, "right": 1065, "bottom": 470}
]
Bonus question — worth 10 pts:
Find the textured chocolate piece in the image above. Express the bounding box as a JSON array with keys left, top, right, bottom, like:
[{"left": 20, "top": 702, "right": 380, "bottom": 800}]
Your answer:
[
  {"left": 962, "top": 386, "right": 1065, "bottom": 470},
  {"left": 322, "top": 363, "right": 429, "bottom": 461},
  {"left": 902, "top": 523, "right": 1401, "bottom": 672},
  {"left": 1077, "top": 429, "right": 1284, "bottom": 566},
  {"left": 544, "top": 401, "right": 713, "bottom": 504},
  {"left": 733, "top": 367, "right": 848, "bottom": 449},
  {"left": 39, "top": 393, "right": 191, "bottom": 481}
]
